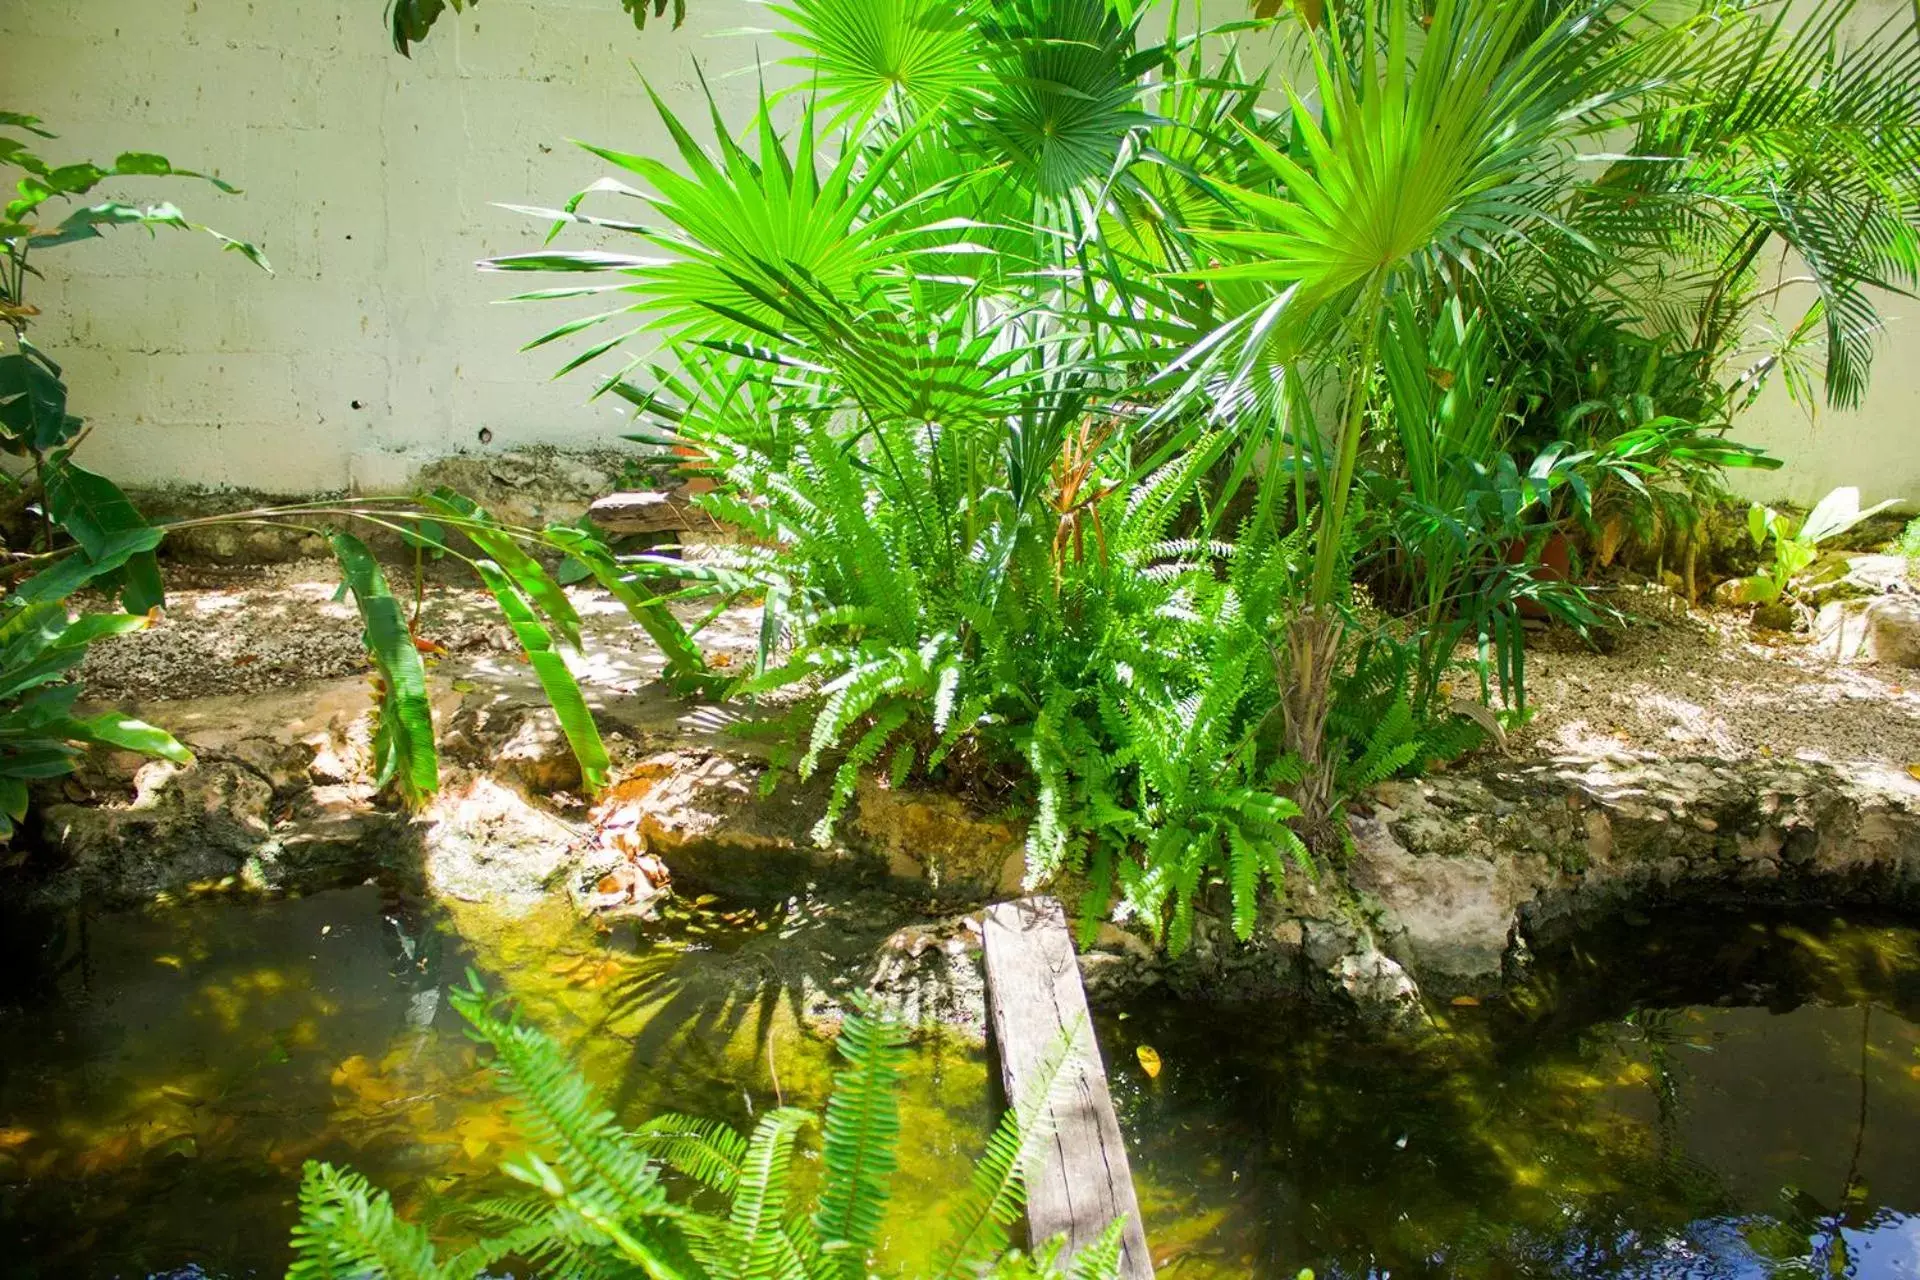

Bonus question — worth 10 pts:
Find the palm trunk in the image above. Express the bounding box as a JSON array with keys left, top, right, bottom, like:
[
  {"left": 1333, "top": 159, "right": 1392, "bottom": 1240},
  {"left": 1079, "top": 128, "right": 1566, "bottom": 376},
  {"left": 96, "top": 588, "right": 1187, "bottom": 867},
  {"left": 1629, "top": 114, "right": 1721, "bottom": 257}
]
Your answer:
[
  {"left": 1284, "top": 276, "right": 1383, "bottom": 847},
  {"left": 1277, "top": 606, "right": 1344, "bottom": 848}
]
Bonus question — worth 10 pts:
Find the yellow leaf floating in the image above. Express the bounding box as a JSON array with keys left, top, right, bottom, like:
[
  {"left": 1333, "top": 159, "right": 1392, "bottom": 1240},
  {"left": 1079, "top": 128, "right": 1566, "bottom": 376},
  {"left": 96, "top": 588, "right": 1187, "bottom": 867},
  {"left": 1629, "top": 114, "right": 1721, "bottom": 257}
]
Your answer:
[
  {"left": 1136, "top": 1044, "right": 1162, "bottom": 1079},
  {"left": 1450, "top": 995, "right": 1481, "bottom": 1007},
  {"left": 1907, "top": 763, "right": 1920, "bottom": 782}
]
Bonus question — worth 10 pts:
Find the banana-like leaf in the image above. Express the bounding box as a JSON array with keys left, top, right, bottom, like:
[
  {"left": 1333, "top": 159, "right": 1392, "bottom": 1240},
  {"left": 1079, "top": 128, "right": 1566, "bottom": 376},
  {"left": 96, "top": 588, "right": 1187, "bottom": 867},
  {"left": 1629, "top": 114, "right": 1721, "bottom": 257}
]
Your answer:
[
  {"left": 541, "top": 524, "right": 711, "bottom": 683},
  {"left": 331, "top": 532, "right": 438, "bottom": 805},
  {"left": 12, "top": 526, "right": 165, "bottom": 606},
  {"left": 0, "top": 348, "right": 79, "bottom": 453},
  {"left": 421, "top": 489, "right": 584, "bottom": 650},
  {"left": 471, "top": 559, "right": 610, "bottom": 795},
  {"left": 75, "top": 710, "right": 192, "bottom": 764}
]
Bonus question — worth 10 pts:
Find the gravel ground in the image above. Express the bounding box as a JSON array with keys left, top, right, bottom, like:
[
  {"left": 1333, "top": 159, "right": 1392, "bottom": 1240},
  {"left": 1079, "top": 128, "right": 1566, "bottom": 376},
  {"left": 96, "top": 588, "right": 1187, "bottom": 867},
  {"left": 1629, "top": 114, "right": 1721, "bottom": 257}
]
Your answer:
[
  {"left": 77, "top": 566, "right": 1920, "bottom": 767},
  {"left": 74, "top": 559, "right": 761, "bottom": 704},
  {"left": 1512, "top": 585, "right": 1920, "bottom": 766}
]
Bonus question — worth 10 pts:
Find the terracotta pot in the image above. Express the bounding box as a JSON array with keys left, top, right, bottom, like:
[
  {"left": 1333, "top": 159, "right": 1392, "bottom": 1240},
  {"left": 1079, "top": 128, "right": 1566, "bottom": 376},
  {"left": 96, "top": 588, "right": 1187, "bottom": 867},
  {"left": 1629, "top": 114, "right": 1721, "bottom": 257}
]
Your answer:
[{"left": 1506, "top": 530, "right": 1572, "bottom": 619}]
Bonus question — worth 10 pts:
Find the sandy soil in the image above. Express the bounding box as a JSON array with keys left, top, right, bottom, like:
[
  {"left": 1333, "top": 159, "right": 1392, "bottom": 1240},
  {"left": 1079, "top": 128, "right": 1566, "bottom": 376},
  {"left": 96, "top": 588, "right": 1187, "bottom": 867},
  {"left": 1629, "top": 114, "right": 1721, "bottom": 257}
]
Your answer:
[{"left": 76, "top": 563, "right": 1920, "bottom": 768}]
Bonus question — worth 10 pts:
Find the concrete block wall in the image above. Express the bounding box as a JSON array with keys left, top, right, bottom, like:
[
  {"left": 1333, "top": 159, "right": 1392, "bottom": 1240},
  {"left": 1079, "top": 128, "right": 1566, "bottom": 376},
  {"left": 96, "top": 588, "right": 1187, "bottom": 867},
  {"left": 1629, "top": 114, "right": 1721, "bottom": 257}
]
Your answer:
[
  {"left": 0, "top": 0, "right": 1914, "bottom": 506},
  {"left": 1, "top": 0, "right": 778, "bottom": 494}
]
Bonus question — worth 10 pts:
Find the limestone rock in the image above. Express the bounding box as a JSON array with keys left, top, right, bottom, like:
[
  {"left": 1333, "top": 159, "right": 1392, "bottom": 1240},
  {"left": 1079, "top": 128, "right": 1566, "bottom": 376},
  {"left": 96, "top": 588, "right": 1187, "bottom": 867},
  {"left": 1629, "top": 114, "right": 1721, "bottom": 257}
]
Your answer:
[
  {"left": 850, "top": 775, "right": 1026, "bottom": 899},
  {"left": 587, "top": 489, "right": 706, "bottom": 536},
  {"left": 421, "top": 777, "right": 581, "bottom": 905},
  {"left": 442, "top": 696, "right": 585, "bottom": 795},
  {"left": 1347, "top": 810, "right": 1516, "bottom": 995},
  {"left": 34, "top": 760, "right": 276, "bottom": 908},
  {"left": 1864, "top": 597, "right": 1920, "bottom": 667},
  {"left": 866, "top": 915, "right": 987, "bottom": 1037},
  {"left": 1803, "top": 551, "right": 1912, "bottom": 605},
  {"left": 588, "top": 751, "right": 883, "bottom": 897},
  {"left": 249, "top": 784, "right": 413, "bottom": 892},
  {"left": 1329, "top": 945, "right": 1429, "bottom": 1032},
  {"left": 1816, "top": 599, "right": 1874, "bottom": 661}
]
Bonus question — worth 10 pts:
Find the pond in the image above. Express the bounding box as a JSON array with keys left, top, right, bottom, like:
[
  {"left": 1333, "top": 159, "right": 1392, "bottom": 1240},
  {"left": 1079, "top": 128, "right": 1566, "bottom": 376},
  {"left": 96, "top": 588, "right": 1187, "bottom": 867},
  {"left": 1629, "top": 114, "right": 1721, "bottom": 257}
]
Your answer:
[
  {"left": 0, "top": 885, "right": 994, "bottom": 1278},
  {"left": 2, "top": 891, "right": 1918, "bottom": 1280},
  {"left": 1104, "top": 907, "right": 1920, "bottom": 1279}
]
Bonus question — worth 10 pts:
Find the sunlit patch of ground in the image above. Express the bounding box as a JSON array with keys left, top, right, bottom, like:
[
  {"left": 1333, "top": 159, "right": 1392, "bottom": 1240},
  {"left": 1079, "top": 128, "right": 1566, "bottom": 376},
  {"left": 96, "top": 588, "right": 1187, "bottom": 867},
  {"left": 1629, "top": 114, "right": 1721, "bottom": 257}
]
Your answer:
[{"left": 1512, "top": 588, "right": 1920, "bottom": 765}]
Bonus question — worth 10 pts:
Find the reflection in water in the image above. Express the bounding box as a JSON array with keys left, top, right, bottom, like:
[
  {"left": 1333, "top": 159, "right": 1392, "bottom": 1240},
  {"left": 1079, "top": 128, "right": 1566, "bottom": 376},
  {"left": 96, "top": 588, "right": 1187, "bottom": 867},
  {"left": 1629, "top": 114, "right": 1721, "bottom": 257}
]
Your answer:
[
  {"left": 1101, "top": 910, "right": 1920, "bottom": 1279},
  {"left": 0, "top": 886, "right": 992, "bottom": 1279}
]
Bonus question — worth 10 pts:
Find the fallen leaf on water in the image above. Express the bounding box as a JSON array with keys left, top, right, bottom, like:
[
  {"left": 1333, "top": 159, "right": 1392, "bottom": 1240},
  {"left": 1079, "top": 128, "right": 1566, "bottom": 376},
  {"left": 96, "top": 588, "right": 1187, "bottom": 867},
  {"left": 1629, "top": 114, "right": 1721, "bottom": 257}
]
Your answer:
[
  {"left": 1136, "top": 1045, "right": 1163, "bottom": 1079},
  {"left": 0, "top": 1128, "right": 32, "bottom": 1150},
  {"left": 1450, "top": 995, "right": 1481, "bottom": 1007}
]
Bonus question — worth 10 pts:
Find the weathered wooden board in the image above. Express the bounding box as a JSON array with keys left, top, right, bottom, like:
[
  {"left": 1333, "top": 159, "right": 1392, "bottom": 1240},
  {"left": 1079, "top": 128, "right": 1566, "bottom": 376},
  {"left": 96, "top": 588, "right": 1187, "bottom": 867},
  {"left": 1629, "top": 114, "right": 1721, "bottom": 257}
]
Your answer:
[{"left": 982, "top": 896, "right": 1154, "bottom": 1280}]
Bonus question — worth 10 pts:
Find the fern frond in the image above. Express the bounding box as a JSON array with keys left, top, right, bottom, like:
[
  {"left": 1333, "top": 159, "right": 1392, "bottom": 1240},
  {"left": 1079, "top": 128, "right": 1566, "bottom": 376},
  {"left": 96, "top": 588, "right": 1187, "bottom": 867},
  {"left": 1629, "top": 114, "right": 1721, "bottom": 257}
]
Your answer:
[
  {"left": 288, "top": 1161, "right": 459, "bottom": 1280},
  {"left": 635, "top": 1113, "right": 749, "bottom": 1197},
  {"left": 1069, "top": 1217, "right": 1128, "bottom": 1280},
  {"left": 930, "top": 1020, "right": 1085, "bottom": 1280},
  {"left": 811, "top": 1009, "right": 908, "bottom": 1276},
  {"left": 727, "top": 1107, "right": 814, "bottom": 1280},
  {"left": 449, "top": 984, "right": 671, "bottom": 1225}
]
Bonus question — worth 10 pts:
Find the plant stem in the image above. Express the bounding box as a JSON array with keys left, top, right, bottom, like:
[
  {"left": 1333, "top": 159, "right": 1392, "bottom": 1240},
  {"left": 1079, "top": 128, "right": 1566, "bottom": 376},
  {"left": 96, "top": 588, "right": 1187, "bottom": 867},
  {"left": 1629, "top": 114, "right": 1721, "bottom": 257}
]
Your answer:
[{"left": 1309, "top": 274, "right": 1386, "bottom": 606}]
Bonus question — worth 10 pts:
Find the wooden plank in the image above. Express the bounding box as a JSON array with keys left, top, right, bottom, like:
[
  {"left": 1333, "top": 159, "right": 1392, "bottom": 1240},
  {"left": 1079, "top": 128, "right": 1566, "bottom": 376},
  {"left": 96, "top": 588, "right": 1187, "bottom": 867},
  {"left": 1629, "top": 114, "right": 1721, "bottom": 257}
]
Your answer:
[{"left": 982, "top": 896, "right": 1154, "bottom": 1280}]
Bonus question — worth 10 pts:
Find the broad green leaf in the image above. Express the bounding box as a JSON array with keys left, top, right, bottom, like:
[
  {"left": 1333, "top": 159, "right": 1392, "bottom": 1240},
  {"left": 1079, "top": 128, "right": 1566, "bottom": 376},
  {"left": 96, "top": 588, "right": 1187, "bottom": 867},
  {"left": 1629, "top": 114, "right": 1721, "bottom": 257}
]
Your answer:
[
  {"left": 11, "top": 526, "right": 165, "bottom": 606},
  {"left": 76, "top": 711, "right": 193, "bottom": 764},
  {"left": 331, "top": 532, "right": 438, "bottom": 805},
  {"left": 421, "top": 489, "right": 583, "bottom": 649},
  {"left": 42, "top": 457, "right": 164, "bottom": 612},
  {"left": 0, "top": 776, "right": 28, "bottom": 825},
  {"left": 471, "top": 559, "right": 610, "bottom": 794},
  {"left": 541, "top": 524, "right": 709, "bottom": 681},
  {"left": 1800, "top": 486, "right": 1897, "bottom": 548},
  {"left": 0, "top": 350, "right": 78, "bottom": 452}
]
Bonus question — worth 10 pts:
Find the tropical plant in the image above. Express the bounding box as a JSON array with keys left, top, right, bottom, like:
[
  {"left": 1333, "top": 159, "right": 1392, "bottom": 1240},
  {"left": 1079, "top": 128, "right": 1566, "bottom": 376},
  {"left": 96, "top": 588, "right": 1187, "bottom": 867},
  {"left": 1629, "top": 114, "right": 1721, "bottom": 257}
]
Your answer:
[
  {"left": 1739, "top": 485, "right": 1896, "bottom": 611},
  {"left": 1151, "top": 0, "right": 1653, "bottom": 831},
  {"left": 0, "top": 564, "right": 189, "bottom": 841},
  {"left": 287, "top": 980, "right": 1124, "bottom": 1279},
  {"left": 1897, "top": 516, "right": 1920, "bottom": 567},
  {"left": 489, "top": 0, "right": 1920, "bottom": 949},
  {"left": 2, "top": 111, "right": 267, "bottom": 577},
  {"left": 0, "top": 113, "right": 716, "bottom": 839},
  {"left": 1491, "top": 295, "right": 1783, "bottom": 581}
]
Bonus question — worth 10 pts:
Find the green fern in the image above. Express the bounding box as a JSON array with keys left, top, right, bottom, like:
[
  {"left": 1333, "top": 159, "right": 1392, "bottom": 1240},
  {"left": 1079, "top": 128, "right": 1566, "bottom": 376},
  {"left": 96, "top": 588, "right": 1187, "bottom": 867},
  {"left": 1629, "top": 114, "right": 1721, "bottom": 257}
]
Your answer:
[
  {"left": 285, "top": 985, "right": 1124, "bottom": 1280},
  {"left": 288, "top": 1162, "right": 461, "bottom": 1280},
  {"left": 810, "top": 1007, "right": 906, "bottom": 1273}
]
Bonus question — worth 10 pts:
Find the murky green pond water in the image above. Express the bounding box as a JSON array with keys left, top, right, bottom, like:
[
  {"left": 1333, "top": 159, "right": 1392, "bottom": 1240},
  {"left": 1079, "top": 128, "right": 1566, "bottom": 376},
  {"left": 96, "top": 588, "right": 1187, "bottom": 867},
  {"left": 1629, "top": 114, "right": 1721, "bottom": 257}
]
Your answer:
[
  {"left": 1103, "top": 909, "right": 1920, "bottom": 1278},
  {"left": 0, "top": 886, "right": 993, "bottom": 1278},
  {"left": 2, "top": 890, "right": 1918, "bottom": 1279}
]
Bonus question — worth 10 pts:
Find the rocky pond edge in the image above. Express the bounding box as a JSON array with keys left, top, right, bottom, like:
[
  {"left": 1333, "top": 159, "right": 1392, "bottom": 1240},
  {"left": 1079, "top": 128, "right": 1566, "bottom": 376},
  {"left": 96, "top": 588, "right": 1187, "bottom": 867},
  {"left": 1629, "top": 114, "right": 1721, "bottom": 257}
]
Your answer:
[{"left": 9, "top": 673, "right": 1920, "bottom": 1037}]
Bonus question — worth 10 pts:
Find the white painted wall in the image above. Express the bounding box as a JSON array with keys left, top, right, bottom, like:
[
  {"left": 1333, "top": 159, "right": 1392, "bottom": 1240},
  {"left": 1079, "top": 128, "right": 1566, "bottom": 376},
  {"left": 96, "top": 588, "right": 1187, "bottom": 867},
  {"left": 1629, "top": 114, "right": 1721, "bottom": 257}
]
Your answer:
[
  {"left": 1726, "top": 273, "right": 1920, "bottom": 509},
  {"left": 1, "top": 0, "right": 1914, "bottom": 506}
]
